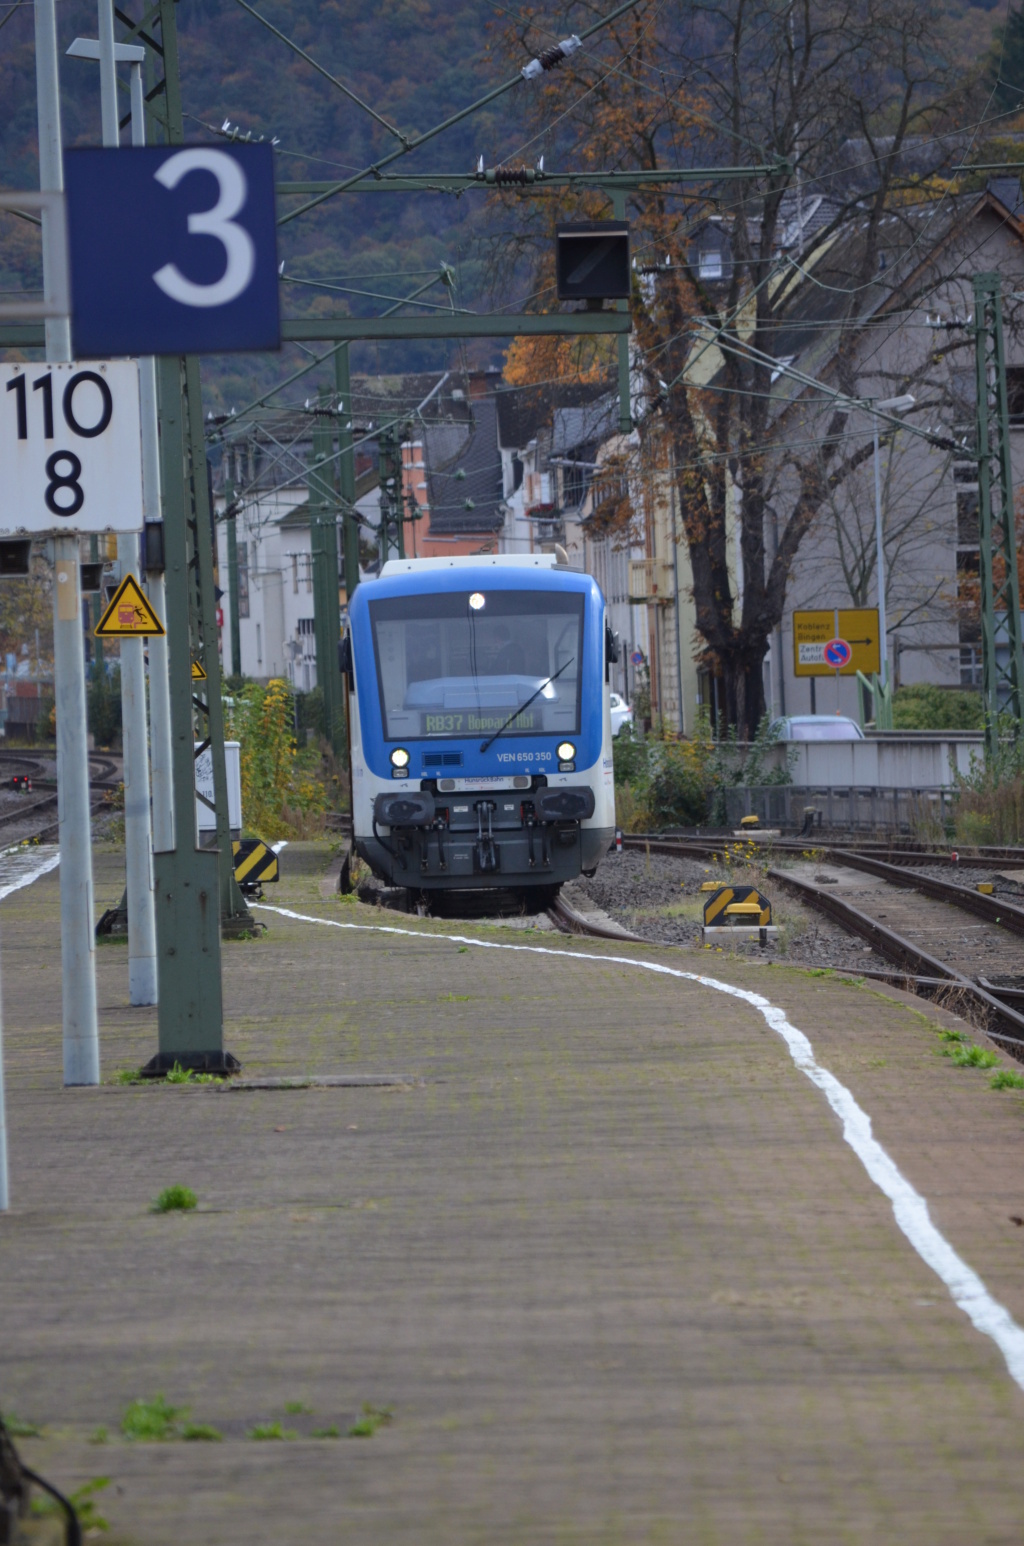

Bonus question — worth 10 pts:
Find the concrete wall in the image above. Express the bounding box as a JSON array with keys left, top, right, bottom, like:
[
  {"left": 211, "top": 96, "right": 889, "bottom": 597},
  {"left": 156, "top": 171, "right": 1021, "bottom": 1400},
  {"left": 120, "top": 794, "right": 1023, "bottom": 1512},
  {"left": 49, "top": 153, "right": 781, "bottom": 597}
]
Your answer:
[{"left": 759, "top": 732, "right": 982, "bottom": 787}]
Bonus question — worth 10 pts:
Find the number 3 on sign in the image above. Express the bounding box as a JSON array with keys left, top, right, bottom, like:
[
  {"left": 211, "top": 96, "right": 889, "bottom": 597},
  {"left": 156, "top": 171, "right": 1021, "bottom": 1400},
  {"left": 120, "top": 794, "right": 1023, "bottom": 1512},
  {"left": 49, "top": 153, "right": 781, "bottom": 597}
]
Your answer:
[
  {"left": 0, "top": 361, "right": 142, "bottom": 536},
  {"left": 152, "top": 149, "right": 256, "bottom": 309}
]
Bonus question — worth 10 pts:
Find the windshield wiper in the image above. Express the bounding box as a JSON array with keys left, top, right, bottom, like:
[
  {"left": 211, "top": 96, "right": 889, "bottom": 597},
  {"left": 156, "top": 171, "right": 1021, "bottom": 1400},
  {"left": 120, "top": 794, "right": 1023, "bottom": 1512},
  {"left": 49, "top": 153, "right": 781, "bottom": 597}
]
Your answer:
[{"left": 479, "top": 657, "right": 575, "bottom": 754}]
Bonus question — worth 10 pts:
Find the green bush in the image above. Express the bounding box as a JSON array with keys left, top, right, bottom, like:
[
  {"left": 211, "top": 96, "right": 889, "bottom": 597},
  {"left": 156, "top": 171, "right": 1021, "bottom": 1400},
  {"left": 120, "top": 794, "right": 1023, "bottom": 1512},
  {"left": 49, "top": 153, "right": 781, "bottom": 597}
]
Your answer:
[
  {"left": 611, "top": 724, "right": 649, "bottom": 788},
  {"left": 87, "top": 665, "right": 122, "bottom": 747},
  {"left": 892, "top": 684, "right": 984, "bottom": 731},
  {"left": 646, "top": 745, "right": 708, "bottom": 827}
]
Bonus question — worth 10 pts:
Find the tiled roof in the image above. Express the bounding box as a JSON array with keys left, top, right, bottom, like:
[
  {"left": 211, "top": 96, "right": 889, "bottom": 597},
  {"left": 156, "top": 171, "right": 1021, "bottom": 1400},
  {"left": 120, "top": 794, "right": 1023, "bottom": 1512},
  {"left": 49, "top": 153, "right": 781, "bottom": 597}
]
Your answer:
[{"left": 426, "top": 394, "right": 504, "bottom": 536}]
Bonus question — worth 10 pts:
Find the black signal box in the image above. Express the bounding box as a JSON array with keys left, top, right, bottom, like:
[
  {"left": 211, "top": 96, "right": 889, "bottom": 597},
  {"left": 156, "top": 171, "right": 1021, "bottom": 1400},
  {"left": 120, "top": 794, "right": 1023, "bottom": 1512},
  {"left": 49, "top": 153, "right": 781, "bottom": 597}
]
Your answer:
[
  {"left": 556, "top": 221, "right": 630, "bottom": 303},
  {"left": 0, "top": 540, "right": 31, "bottom": 577},
  {"left": 80, "top": 562, "right": 104, "bottom": 594}
]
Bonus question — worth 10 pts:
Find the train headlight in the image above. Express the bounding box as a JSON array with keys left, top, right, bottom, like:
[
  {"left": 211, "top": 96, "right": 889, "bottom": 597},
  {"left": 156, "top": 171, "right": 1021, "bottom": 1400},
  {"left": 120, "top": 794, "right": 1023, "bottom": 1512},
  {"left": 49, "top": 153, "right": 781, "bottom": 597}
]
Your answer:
[
  {"left": 468, "top": 591, "right": 486, "bottom": 610},
  {"left": 557, "top": 742, "right": 576, "bottom": 762},
  {"left": 390, "top": 747, "right": 410, "bottom": 770}
]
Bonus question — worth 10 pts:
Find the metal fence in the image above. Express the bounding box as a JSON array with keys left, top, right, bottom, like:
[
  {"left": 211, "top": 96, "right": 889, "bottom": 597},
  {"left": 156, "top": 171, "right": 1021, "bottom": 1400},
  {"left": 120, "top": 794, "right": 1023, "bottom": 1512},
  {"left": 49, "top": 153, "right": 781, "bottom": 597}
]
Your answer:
[{"left": 722, "top": 784, "right": 954, "bottom": 835}]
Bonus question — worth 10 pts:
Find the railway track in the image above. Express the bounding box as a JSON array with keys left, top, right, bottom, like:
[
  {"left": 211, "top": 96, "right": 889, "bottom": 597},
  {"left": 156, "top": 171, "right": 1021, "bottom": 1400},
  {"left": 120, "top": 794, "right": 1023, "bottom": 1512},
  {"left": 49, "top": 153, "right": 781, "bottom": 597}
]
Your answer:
[
  {"left": 0, "top": 749, "right": 121, "bottom": 845},
  {"left": 621, "top": 834, "right": 1024, "bottom": 1055}
]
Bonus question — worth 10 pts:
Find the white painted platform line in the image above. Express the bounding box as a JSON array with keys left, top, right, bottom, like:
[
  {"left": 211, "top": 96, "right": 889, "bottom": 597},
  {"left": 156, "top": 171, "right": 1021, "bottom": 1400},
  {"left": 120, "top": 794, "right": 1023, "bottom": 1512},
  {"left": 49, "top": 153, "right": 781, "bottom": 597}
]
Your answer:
[
  {"left": 256, "top": 901, "right": 1024, "bottom": 1395},
  {"left": 0, "top": 844, "right": 61, "bottom": 1209},
  {"left": 0, "top": 844, "right": 60, "bottom": 900}
]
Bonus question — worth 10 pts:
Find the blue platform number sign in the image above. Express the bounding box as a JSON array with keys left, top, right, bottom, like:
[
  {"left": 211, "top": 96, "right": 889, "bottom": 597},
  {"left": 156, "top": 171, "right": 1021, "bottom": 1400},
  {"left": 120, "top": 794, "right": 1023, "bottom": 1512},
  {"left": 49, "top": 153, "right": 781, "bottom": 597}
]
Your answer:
[
  {"left": 824, "top": 637, "right": 852, "bottom": 669},
  {"left": 64, "top": 143, "right": 280, "bottom": 357}
]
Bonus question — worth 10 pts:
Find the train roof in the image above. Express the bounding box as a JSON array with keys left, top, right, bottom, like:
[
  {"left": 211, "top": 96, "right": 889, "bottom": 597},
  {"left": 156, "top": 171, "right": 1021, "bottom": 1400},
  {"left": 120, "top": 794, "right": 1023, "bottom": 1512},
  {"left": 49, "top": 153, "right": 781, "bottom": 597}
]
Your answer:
[
  {"left": 355, "top": 553, "right": 600, "bottom": 605},
  {"left": 380, "top": 555, "right": 562, "bottom": 575}
]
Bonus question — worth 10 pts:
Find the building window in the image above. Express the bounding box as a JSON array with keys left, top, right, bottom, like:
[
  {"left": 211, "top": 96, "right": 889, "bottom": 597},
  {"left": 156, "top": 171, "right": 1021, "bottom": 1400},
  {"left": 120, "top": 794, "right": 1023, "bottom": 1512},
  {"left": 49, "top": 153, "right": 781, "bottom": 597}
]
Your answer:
[
  {"left": 956, "top": 490, "right": 979, "bottom": 546},
  {"left": 1007, "top": 366, "right": 1024, "bottom": 425},
  {"left": 698, "top": 247, "right": 723, "bottom": 280},
  {"left": 237, "top": 542, "right": 250, "bottom": 619}
]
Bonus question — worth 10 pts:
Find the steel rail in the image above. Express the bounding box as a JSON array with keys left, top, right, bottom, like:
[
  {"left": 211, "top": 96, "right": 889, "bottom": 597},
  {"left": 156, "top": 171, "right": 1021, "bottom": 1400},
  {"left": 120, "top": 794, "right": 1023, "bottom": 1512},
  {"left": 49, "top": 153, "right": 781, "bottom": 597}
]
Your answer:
[
  {"left": 547, "top": 891, "right": 642, "bottom": 942},
  {"left": 618, "top": 834, "right": 1024, "bottom": 1051},
  {"left": 766, "top": 867, "right": 1024, "bottom": 1054}
]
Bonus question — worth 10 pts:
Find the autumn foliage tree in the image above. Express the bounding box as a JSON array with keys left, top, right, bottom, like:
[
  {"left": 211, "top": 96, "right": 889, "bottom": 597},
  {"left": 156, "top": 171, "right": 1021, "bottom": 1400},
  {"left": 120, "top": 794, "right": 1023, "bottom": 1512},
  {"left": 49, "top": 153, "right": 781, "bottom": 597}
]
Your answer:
[{"left": 495, "top": 0, "right": 976, "bottom": 733}]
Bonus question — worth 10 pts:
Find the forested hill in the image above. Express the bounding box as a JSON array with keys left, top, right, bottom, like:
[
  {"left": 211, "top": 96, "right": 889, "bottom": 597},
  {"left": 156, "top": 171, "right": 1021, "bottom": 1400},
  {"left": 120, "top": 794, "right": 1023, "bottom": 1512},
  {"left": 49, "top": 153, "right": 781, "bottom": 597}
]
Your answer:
[
  {"left": 0, "top": 0, "right": 1012, "bottom": 405},
  {"left": 0, "top": 0, "right": 524, "bottom": 401}
]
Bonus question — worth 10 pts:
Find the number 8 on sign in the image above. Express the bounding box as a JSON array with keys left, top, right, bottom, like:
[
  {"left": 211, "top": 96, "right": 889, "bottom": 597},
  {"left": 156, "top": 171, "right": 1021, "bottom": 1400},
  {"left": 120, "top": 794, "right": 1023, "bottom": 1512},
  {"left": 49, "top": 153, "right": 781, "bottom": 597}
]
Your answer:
[
  {"left": 45, "top": 451, "right": 84, "bottom": 516},
  {"left": 0, "top": 362, "right": 142, "bottom": 536}
]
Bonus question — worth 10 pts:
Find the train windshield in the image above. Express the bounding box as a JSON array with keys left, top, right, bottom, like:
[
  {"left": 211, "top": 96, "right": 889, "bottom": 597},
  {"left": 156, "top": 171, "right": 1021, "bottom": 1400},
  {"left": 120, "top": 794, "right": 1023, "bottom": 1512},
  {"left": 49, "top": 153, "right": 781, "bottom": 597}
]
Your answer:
[{"left": 369, "top": 589, "right": 584, "bottom": 741}]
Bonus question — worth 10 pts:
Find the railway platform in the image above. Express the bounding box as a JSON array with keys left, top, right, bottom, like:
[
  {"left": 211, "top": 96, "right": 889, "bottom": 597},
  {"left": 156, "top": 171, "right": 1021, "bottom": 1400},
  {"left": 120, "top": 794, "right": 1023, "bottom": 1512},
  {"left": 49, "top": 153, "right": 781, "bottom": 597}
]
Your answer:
[{"left": 4, "top": 840, "right": 1024, "bottom": 1543}]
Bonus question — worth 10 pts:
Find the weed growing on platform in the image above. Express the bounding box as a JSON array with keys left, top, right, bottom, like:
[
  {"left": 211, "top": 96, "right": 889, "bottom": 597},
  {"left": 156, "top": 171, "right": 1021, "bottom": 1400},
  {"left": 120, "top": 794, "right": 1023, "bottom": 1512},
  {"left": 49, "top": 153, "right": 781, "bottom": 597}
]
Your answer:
[
  {"left": 248, "top": 1422, "right": 297, "bottom": 1440},
  {"left": 348, "top": 1403, "right": 392, "bottom": 1438},
  {"left": 3, "top": 1413, "right": 42, "bottom": 1438},
  {"left": 160, "top": 1064, "right": 225, "bottom": 1086},
  {"left": 113, "top": 1067, "right": 143, "bottom": 1084},
  {"left": 121, "top": 1395, "right": 182, "bottom": 1441},
  {"left": 991, "top": 1069, "right": 1024, "bottom": 1090},
  {"left": 284, "top": 1402, "right": 311, "bottom": 1414},
  {"left": 151, "top": 1185, "right": 197, "bottom": 1214},
  {"left": 946, "top": 1043, "right": 1000, "bottom": 1069},
  {"left": 311, "top": 1425, "right": 340, "bottom": 1438},
  {"left": 31, "top": 1477, "right": 109, "bottom": 1532},
  {"left": 120, "top": 1396, "right": 218, "bottom": 1442},
  {"left": 89, "top": 1428, "right": 108, "bottom": 1445}
]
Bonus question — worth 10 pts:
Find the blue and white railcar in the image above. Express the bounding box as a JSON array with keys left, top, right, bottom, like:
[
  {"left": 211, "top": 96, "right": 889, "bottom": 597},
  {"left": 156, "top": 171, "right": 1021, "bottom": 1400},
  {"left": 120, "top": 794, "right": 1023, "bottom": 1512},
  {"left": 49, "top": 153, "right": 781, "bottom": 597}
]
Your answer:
[{"left": 345, "top": 554, "right": 616, "bottom": 897}]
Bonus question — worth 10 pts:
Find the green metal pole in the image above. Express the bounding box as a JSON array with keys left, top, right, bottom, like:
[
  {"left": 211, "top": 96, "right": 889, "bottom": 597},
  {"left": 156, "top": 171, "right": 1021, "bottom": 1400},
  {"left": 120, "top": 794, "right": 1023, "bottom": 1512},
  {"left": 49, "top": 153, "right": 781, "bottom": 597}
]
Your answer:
[
  {"left": 334, "top": 345, "right": 361, "bottom": 602},
  {"left": 225, "top": 480, "right": 242, "bottom": 679},
  {"left": 974, "top": 273, "right": 1024, "bottom": 756},
  {"left": 143, "top": 0, "right": 238, "bottom": 1073},
  {"left": 309, "top": 397, "right": 341, "bottom": 749},
  {"left": 149, "top": 355, "right": 232, "bottom": 1074},
  {"left": 184, "top": 356, "right": 252, "bottom": 928},
  {"left": 611, "top": 189, "right": 632, "bottom": 438}
]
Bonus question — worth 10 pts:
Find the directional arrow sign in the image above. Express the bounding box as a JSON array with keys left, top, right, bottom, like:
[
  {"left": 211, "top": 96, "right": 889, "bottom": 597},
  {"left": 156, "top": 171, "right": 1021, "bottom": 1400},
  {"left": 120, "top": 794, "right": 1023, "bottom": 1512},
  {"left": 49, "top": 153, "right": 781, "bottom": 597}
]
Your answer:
[{"left": 792, "top": 608, "right": 879, "bottom": 677}]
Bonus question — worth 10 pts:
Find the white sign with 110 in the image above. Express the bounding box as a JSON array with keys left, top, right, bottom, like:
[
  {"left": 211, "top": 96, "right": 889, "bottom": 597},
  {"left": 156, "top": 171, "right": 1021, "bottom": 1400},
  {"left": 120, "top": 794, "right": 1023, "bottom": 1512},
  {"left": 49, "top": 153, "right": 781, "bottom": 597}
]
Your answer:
[{"left": 0, "top": 361, "right": 142, "bottom": 534}]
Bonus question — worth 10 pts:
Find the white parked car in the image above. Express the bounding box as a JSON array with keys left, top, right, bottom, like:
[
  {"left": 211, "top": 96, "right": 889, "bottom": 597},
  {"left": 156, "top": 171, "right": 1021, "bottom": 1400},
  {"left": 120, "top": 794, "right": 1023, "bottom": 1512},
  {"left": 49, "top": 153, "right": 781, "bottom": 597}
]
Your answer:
[{"left": 609, "top": 692, "right": 634, "bottom": 737}]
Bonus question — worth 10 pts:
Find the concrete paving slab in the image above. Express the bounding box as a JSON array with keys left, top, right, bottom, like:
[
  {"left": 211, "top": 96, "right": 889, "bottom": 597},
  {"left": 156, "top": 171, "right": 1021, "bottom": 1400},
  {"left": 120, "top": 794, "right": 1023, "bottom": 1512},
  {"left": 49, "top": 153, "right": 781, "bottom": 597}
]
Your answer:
[{"left": 2, "top": 842, "right": 1024, "bottom": 1544}]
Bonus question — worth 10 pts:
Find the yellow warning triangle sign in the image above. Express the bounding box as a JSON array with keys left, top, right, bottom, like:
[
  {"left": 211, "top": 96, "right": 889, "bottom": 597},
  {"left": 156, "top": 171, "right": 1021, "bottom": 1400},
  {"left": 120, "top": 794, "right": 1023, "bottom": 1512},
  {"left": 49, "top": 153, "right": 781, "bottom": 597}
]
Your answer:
[
  {"left": 95, "top": 574, "right": 166, "bottom": 638},
  {"left": 191, "top": 659, "right": 207, "bottom": 680}
]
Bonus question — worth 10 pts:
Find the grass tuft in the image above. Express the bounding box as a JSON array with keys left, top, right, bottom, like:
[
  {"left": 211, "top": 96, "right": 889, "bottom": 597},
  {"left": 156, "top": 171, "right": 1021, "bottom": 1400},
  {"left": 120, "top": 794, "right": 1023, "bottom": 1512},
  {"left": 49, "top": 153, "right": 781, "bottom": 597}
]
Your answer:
[
  {"left": 283, "top": 1402, "right": 311, "bottom": 1415},
  {"left": 151, "top": 1185, "right": 197, "bottom": 1214},
  {"left": 311, "top": 1425, "right": 340, "bottom": 1438},
  {"left": 3, "top": 1413, "right": 42, "bottom": 1438},
  {"left": 248, "top": 1421, "right": 297, "bottom": 1441},
  {"left": 347, "top": 1403, "right": 393, "bottom": 1438},
  {"left": 31, "top": 1477, "right": 109, "bottom": 1532},
  {"left": 946, "top": 1043, "right": 1001, "bottom": 1069},
  {"left": 121, "top": 1394, "right": 181, "bottom": 1441},
  {"left": 181, "top": 1423, "right": 222, "bottom": 1441},
  {"left": 991, "top": 1068, "right": 1024, "bottom": 1090}
]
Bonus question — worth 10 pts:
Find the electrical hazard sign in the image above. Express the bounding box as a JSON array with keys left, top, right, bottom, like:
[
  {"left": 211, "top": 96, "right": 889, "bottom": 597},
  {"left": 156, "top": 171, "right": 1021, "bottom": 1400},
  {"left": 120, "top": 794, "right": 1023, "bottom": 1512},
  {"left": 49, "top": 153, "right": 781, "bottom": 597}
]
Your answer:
[
  {"left": 191, "top": 659, "right": 207, "bottom": 680},
  {"left": 94, "top": 573, "right": 165, "bottom": 637}
]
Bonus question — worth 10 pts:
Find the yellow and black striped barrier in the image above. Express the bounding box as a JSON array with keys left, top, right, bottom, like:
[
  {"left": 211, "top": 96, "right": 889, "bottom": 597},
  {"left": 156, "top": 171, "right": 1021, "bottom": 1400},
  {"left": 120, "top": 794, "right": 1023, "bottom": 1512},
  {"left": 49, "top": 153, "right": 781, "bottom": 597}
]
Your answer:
[
  {"left": 701, "top": 885, "right": 775, "bottom": 944},
  {"left": 232, "top": 838, "right": 279, "bottom": 892}
]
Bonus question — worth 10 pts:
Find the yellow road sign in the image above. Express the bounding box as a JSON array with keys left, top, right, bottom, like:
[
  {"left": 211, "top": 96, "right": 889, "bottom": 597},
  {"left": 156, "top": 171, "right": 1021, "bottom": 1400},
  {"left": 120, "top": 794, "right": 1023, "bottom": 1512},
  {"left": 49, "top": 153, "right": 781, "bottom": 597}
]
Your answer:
[
  {"left": 94, "top": 574, "right": 165, "bottom": 637},
  {"left": 191, "top": 659, "right": 207, "bottom": 680},
  {"left": 792, "top": 607, "right": 879, "bottom": 677}
]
